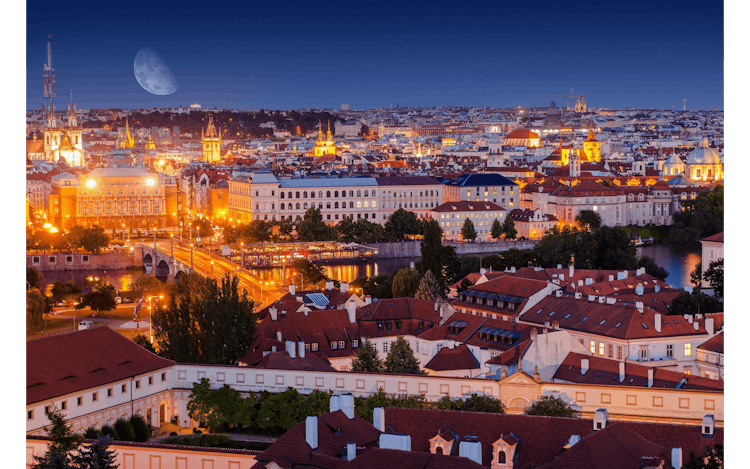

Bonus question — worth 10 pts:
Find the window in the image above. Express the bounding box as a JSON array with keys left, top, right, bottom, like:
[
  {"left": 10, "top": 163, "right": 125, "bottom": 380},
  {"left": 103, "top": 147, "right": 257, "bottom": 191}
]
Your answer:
[
  {"left": 61, "top": 401, "right": 67, "bottom": 410},
  {"left": 92, "top": 392, "right": 98, "bottom": 402},
  {"left": 395, "top": 320, "right": 402, "bottom": 330},
  {"left": 148, "top": 376, "right": 153, "bottom": 385},
  {"left": 685, "top": 343, "right": 692, "bottom": 357},
  {"left": 608, "top": 344, "right": 613, "bottom": 358},
  {"left": 135, "top": 380, "right": 141, "bottom": 389},
  {"left": 161, "top": 372, "right": 166, "bottom": 381},
  {"left": 589, "top": 340, "right": 596, "bottom": 354},
  {"left": 28, "top": 410, "right": 33, "bottom": 420},
  {"left": 45, "top": 405, "right": 50, "bottom": 415},
  {"left": 331, "top": 342, "right": 337, "bottom": 350},
  {"left": 640, "top": 348, "right": 648, "bottom": 360},
  {"left": 352, "top": 340, "right": 359, "bottom": 348},
  {"left": 383, "top": 342, "right": 389, "bottom": 353},
  {"left": 77, "top": 397, "right": 82, "bottom": 406},
  {"left": 122, "top": 384, "right": 127, "bottom": 393},
  {"left": 617, "top": 346, "right": 622, "bottom": 360},
  {"left": 311, "top": 343, "right": 319, "bottom": 351},
  {"left": 667, "top": 344, "right": 673, "bottom": 358},
  {"left": 338, "top": 340, "right": 345, "bottom": 349},
  {"left": 107, "top": 388, "right": 112, "bottom": 397}
]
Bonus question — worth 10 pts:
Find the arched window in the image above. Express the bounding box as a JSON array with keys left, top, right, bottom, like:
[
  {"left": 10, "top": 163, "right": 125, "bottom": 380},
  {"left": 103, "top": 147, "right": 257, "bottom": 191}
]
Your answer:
[
  {"left": 708, "top": 168, "right": 713, "bottom": 178},
  {"left": 372, "top": 190, "right": 377, "bottom": 197},
  {"left": 498, "top": 451, "right": 506, "bottom": 464},
  {"left": 326, "top": 191, "right": 331, "bottom": 197},
  {"left": 288, "top": 192, "right": 292, "bottom": 199},
  {"left": 341, "top": 191, "right": 346, "bottom": 198},
  {"left": 296, "top": 203, "right": 300, "bottom": 209},
  {"left": 318, "top": 191, "right": 323, "bottom": 198},
  {"left": 349, "top": 201, "right": 354, "bottom": 208},
  {"left": 334, "top": 202, "right": 339, "bottom": 208},
  {"left": 696, "top": 169, "right": 702, "bottom": 178},
  {"left": 364, "top": 190, "right": 369, "bottom": 197},
  {"left": 255, "top": 203, "right": 259, "bottom": 210},
  {"left": 364, "top": 201, "right": 369, "bottom": 208},
  {"left": 303, "top": 191, "right": 308, "bottom": 198},
  {"left": 296, "top": 191, "right": 300, "bottom": 199},
  {"left": 280, "top": 203, "right": 285, "bottom": 210},
  {"left": 304, "top": 203, "right": 308, "bottom": 209},
  {"left": 436, "top": 447, "right": 443, "bottom": 455},
  {"left": 326, "top": 202, "right": 331, "bottom": 209},
  {"left": 318, "top": 202, "right": 323, "bottom": 209},
  {"left": 334, "top": 191, "right": 339, "bottom": 197},
  {"left": 349, "top": 190, "right": 354, "bottom": 197},
  {"left": 357, "top": 190, "right": 361, "bottom": 197},
  {"left": 280, "top": 192, "right": 285, "bottom": 199}
]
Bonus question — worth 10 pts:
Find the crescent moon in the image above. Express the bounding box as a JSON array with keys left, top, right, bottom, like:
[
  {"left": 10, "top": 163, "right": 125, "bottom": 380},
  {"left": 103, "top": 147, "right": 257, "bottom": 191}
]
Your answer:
[{"left": 134, "top": 46, "right": 178, "bottom": 96}]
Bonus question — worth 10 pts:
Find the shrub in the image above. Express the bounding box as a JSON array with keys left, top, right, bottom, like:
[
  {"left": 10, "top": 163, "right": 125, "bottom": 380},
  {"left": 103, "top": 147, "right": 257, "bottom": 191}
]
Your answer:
[
  {"left": 129, "top": 414, "right": 151, "bottom": 442},
  {"left": 114, "top": 419, "right": 136, "bottom": 442},
  {"left": 100, "top": 425, "right": 119, "bottom": 441},
  {"left": 162, "top": 434, "right": 232, "bottom": 448},
  {"left": 169, "top": 432, "right": 178, "bottom": 437},
  {"left": 84, "top": 427, "right": 102, "bottom": 439}
]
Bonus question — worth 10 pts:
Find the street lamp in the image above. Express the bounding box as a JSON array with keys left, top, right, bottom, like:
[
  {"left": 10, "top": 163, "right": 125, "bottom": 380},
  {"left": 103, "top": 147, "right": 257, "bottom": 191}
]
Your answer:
[
  {"left": 170, "top": 234, "right": 174, "bottom": 258},
  {"left": 190, "top": 243, "right": 194, "bottom": 270},
  {"left": 240, "top": 242, "right": 244, "bottom": 268},
  {"left": 121, "top": 223, "right": 125, "bottom": 242},
  {"left": 147, "top": 294, "right": 164, "bottom": 344},
  {"left": 211, "top": 260, "right": 214, "bottom": 278}
]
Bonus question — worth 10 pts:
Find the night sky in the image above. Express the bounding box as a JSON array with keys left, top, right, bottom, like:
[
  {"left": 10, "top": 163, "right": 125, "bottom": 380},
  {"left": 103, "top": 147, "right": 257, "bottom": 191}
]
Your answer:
[{"left": 26, "top": 0, "right": 724, "bottom": 111}]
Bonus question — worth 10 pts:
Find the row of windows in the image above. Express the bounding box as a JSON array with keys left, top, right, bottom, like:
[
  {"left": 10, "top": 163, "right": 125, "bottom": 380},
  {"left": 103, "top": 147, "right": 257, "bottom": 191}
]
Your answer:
[
  {"left": 28, "top": 373, "right": 166, "bottom": 421},
  {"left": 440, "top": 212, "right": 503, "bottom": 220},
  {"left": 81, "top": 206, "right": 161, "bottom": 215},
  {"left": 33, "top": 255, "right": 89, "bottom": 263},
  {"left": 279, "top": 201, "right": 376, "bottom": 211},
  {"left": 83, "top": 189, "right": 159, "bottom": 196},
  {"left": 280, "top": 189, "right": 376, "bottom": 199}
]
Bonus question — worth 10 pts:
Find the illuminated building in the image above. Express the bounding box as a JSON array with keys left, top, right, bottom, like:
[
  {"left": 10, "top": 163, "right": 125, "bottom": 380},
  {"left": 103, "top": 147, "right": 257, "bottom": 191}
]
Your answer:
[
  {"left": 201, "top": 115, "right": 222, "bottom": 163},
  {"left": 502, "top": 129, "right": 541, "bottom": 148},
  {"left": 685, "top": 138, "right": 723, "bottom": 182},
  {"left": 430, "top": 201, "right": 506, "bottom": 241},
  {"left": 48, "top": 167, "right": 179, "bottom": 231},
  {"left": 313, "top": 121, "right": 336, "bottom": 156},
  {"left": 115, "top": 118, "right": 135, "bottom": 149},
  {"left": 581, "top": 120, "right": 601, "bottom": 162},
  {"left": 443, "top": 173, "right": 519, "bottom": 211}
]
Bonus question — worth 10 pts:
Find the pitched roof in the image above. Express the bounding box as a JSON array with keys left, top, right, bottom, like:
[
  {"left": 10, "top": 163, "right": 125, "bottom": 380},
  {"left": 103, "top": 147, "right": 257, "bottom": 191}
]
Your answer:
[
  {"left": 431, "top": 201, "right": 504, "bottom": 213},
  {"left": 554, "top": 352, "right": 723, "bottom": 391},
  {"left": 505, "top": 129, "right": 540, "bottom": 140},
  {"left": 252, "top": 350, "right": 336, "bottom": 372},
  {"left": 697, "top": 332, "right": 723, "bottom": 354},
  {"left": 27, "top": 328, "right": 174, "bottom": 405},
  {"left": 338, "top": 448, "right": 486, "bottom": 469},
  {"left": 383, "top": 407, "right": 723, "bottom": 469},
  {"left": 255, "top": 411, "right": 381, "bottom": 466},
  {"left": 424, "top": 344, "right": 480, "bottom": 372},
  {"left": 701, "top": 232, "right": 723, "bottom": 244}
]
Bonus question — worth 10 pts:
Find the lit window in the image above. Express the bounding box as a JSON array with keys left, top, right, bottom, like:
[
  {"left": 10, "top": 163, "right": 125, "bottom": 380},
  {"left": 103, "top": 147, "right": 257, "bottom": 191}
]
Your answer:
[
  {"left": 589, "top": 340, "right": 596, "bottom": 354},
  {"left": 338, "top": 340, "right": 345, "bottom": 349},
  {"left": 598, "top": 343, "right": 605, "bottom": 356},
  {"left": 311, "top": 343, "right": 318, "bottom": 351},
  {"left": 685, "top": 343, "right": 692, "bottom": 357}
]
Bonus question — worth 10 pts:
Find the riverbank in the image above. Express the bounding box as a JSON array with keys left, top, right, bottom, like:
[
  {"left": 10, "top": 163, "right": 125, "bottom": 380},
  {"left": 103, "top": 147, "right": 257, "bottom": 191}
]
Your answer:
[
  {"left": 364, "top": 239, "right": 537, "bottom": 259},
  {"left": 27, "top": 251, "right": 138, "bottom": 271}
]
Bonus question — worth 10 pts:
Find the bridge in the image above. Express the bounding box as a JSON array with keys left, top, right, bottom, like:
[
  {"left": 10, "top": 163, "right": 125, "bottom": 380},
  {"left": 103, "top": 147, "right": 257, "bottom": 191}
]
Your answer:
[{"left": 132, "top": 242, "right": 192, "bottom": 281}]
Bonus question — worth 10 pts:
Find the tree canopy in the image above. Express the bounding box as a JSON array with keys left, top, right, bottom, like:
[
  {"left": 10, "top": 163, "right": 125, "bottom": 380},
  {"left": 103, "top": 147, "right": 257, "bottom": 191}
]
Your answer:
[
  {"left": 391, "top": 268, "right": 423, "bottom": 298},
  {"left": 152, "top": 272, "right": 257, "bottom": 364},
  {"left": 50, "top": 281, "right": 82, "bottom": 304},
  {"left": 290, "top": 258, "right": 328, "bottom": 288},
  {"left": 668, "top": 185, "right": 723, "bottom": 244},
  {"left": 637, "top": 256, "right": 669, "bottom": 281},
  {"left": 460, "top": 218, "right": 477, "bottom": 241},
  {"left": 703, "top": 258, "right": 723, "bottom": 297},
  {"left": 31, "top": 405, "right": 83, "bottom": 469},
  {"left": 524, "top": 395, "right": 579, "bottom": 417},
  {"left": 384, "top": 209, "right": 422, "bottom": 240},
  {"left": 27, "top": 288, "right": 53, "bottom": 329},
  {"left": 76, "top": 283, "right": 117, "bottom": 317},
  {"left": 384, "top": 337, "right": 423, "bottom": 374},
  {"left": 490, "top": 219, "right": 503, "bottom": 240},
  {"left": 297, "top": 207, "right": 335, "bottom": 241},
  {"left": 27, "top": 267, "right": 43, "bottom": 289},
  {"left": 351, "top": 339, "right": 384, "bottom": 373},
  {"left": 669, "top": 290, "right": 722, "bottom": 316},
  {"left": 415, "top": 270, "right": 440, "bottom": 301},
  {"left": 576, "top": 210, "right": 602, "bottom": 230},
  {"left": 502, "top": 215, "right": 517, "bottom": 239}
]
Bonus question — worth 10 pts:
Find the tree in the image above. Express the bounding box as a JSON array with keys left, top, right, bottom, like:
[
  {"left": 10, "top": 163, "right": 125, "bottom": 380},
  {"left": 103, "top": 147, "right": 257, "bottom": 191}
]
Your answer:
[
  {"left": 669, "top": 185, "right": 723, "bottom": 244},
  {"left": 441, "top": 245, "right": 463, "bottom": 290},
  {"left": 100, "top": 425, "right": 119, "bottom": 441},
  {"left": 684, "top": 444, "right": 723, "bottom": 469},
  {"left": 419, "top": 219, "right": 445, "bottom": 289},
  {"left": 84, "top": 427, "right": 102, "bottom": 439},
  {"left": 50, "top": 281, "right": 82, "bottom": 304},
  {"left": 359, "top": 124, "right": 371, "bottom": 138},
  {"left": 351, "top": 339, "right": 384, "bottom": 373},
  {"left": 461, "top": 394, "right": 505, "bottom": 413},
  {"left": 114, "top": 418, "right": 136, "bottom": 442},
  {"left": 576, "top": 210, "right": 602, "bottom": 230},
  {"left": 79, "top": 225, "right": 110, "bottom": 254},
  {"left": 460, "top": 218, "right": 477, "bottom": 241},
  {"left": 31, "top": 405, "right": 83, "bottom": 469},
  {"left": 502, "top": 215, "right": 517, "bottom": 240},
  {"left": 290, "top": 258, "right": 327, "bottom": 288},
  {"left": 257, "top": 388, "right": 309, "bottom": 434},
  {"left": 130, "top": 274, "right": 164, "bottom": 293},
  {"left": 297, "top": 207, "right": 334, "bottom": 241},
  {"left": 129, "top": 414, "right": 151, "bottom": 442},
  {"left": 524, "top": 395, "right": 578, "bottom": 417},
  {"left": 390, "top": 268, "right": 422, "bottom": 298},
  {"left": 27, "top": 267, "right": 43, "bottom": 289},
  {"left": 351, "top": 274, "right": 393, "bottom": 299},
  {"left": 384, "top": 337, "right": 423, "bottom": 374},
  {"left": 690, "top": 262, "right": 703, "bottom": 288},
  {"left": 188, "top": 378, "right": 248, "bottom": 432},
  {"left": 458, "top": 277, "right": 474, "bottom": 292},
  {"left": 70, "top": 435, "right": 118, "bottom": 469},
  {"left": 152, "top": 273, "right": 257, "bottom": 364},
  {"left": 335, "top": 217, "right": 357, "bottom": 242},
  {"left": 637, "top": 256, "right": 669, "bottom": 281},
  {"left": 76, "top": 284, "right": 117, "bottom": 317},
  {"left": 669, "top": 290, "right": 722, "bottom": 317},
  {"left": 703, "top": 259, "right": 723, "bottom": 297},
  {"left": 246, "top": 220, "right": 272, "bottom": 243},
  {"left": 27, "top": 288, "right": 52, "bottom": 329},
  {"left": 490, "top": 219, "right": 503, "bottom": 240},
  {"left": 191, "top": 217, "right": 213, "bottom": 240},
  {"left": 305, "top": 389, "right": 332, "bottom": 417},
  {"left": 415, "top": 270, "right": 440, "bottom": 301},
  {"left": 591, "top": 226, "right": 637, "bottom": 271},
  {"left": 133, "top": 334, "right": 157, "bottom": 354},
  {"left": 384, "top": 209, "right": 422, "bottom": 241}
]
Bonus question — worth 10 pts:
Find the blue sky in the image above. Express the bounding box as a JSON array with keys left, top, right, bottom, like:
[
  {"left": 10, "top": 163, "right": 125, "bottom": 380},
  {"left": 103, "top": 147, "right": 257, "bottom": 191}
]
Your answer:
[{"left": 26, "top": 0, "right": 723, "bottom": 110}]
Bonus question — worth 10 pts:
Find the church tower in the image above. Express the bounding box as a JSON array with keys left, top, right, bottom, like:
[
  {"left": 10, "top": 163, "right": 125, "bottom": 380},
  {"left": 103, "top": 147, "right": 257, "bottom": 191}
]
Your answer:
[
  {"left": 581, "top": 94, "right": 587, "bottom": 113},
  {"left": 42, "top": 28, "right": 62, "bottom": 162},
  {"left": 58, "top": 92, "right": 84, "bottom": 166},
  {"left": 569, "top": 151, "right": 581, "bottom": 178},
  {"left": 202, "top": 115, "right": 222, "bottom": 163},
  {"left": 116, "top": 117, "right": 135, "bottom": 149},
  {"left": 582, "top": 120, "right": 601, "bottom": 162}
]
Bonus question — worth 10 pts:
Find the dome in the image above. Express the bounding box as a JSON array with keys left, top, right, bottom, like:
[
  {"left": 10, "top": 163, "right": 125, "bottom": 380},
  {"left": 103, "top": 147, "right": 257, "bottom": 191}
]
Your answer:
[
  {"left": 663, "top": 153, "right": 683, "bottom": 165},
  {"left": 687, "top": 140, "right": 721, "bottom": 165}
]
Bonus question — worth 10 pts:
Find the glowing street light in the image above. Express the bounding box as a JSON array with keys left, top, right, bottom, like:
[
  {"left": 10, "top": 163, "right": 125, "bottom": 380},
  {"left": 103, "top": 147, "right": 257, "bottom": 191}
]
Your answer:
[{"left": 86, "top": 179, "right": 96, "bottom": 188}]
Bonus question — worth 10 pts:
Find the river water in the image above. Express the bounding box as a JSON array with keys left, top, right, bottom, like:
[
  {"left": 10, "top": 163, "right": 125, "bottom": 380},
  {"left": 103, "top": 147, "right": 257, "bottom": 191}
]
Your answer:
[{"left": 38, "top": 243, "right": 701, "bottom": 293}]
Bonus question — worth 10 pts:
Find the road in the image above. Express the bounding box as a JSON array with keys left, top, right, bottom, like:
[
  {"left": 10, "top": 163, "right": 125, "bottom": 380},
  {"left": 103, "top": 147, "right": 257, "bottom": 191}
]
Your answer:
[{"left": 150, "top": 241, "right": 287, "bottom": 309}]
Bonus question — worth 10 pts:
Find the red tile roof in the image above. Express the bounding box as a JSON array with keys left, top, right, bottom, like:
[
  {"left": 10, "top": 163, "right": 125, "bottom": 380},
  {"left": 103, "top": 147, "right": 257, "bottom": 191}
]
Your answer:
[
  {"left": 553, "top": 352, "right": 723, "bottom": 391},
  {"left": 252, "top": 350, "right": 336, "bottom": 372},
  {"left": 255, "top": 410, "right": 381, "bottom": 466},
  {"left": 424, "top": 344, "right": 480, "bottom": 372},
  {"left": 701, "top": 232, "right": 723, "bottom": 244},
  {"left": 431, "top": 201, "right": 504, "bottom": 213},
  {"left": 486, "top": 339, "right": 531, "bottom": 366},
  {"left": 338, "top": 448, "right": 486, "bottom": 469},
  {"left": 697, "top": 332, "right": 723, "bottom": 354},
  {"left": 27, "top": 328, "right": 174, "bottom": 405},
  {"left": 505, "top": 129, "right": 540, "bottom": 140},
  {"left": 383, "top": 407, "right": 723, "bottom": 469}
]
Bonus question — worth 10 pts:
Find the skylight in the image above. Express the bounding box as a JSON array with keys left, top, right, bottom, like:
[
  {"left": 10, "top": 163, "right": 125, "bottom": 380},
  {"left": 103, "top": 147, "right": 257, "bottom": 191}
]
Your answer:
[
  {"left": 564, "top": 314, "right": 571, "bottom": 319},
  {"left": 535, "top": 309, "right": 543, "bottom": 314},
  {"left": 581, "top": 317, "right": 588, "bottom": 322},
  {"left": 615, "top": 322, "right": 622, "bottom": 328},
  {"left": 641, "top": 323, "right": 648, "bottom": 329},
  {"left": 548, "top": 311, "right": 556, "bottom": 316},
  {"left": 599, "top": 320, "right": 606, "bottom": 325}
]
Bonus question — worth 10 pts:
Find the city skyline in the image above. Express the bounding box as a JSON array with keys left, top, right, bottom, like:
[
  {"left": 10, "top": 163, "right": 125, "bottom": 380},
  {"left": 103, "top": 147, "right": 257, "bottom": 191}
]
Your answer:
[{"left": 27, "top": 0, "right": 723, "bottom": 111}]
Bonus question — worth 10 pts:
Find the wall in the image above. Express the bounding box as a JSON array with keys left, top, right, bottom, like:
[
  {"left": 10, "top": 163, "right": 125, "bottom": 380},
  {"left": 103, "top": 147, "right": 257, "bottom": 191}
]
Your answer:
[
  {"left": 365, "top": 240, "right": 539, "bottom": 259},
  {"left": 26, "top": 438, "right": 258, "bottom": 469},
  {"left": 26, "top": 251, "right": 137, "bottom": 271}
]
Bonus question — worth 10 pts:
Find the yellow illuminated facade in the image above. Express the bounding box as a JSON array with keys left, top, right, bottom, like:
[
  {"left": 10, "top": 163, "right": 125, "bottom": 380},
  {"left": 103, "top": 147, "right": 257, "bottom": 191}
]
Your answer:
[
  {"left": 202, "top": 115, "right": 222, "bottom": 163},
  {"left": 582, "top": 121, "right": 601, "bottom": 162},
  {"left": 313, "top": 121, "right": 336, "bottom": 156},
  {"left": 116, "top": 117, "right": 135, "bottom": 149}
]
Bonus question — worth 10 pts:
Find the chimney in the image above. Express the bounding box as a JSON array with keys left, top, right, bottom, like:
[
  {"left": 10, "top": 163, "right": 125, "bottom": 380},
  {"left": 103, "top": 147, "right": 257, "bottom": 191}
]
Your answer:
[
  {"left": 298, "top": 341, "right": 306, "bottom": 358},
  {"left": 510, "top": 266, "right": 516, "bottom": 273},
  {"left": 648, "top": 368, "right": 654, "bottom": 387},
  {"left": 622, "top": 270, "right": 628, "bottom": 279},
  {"left": 578, "top": 280, "right": 584, "bottom": 287},
  {"left": 346, "top": 442, "right": 356, "bottom": 461},
  {"left": 581, "top": 358, "right": 589, "bottom": 375},
  {"left": 685, "top": 314, "right": 693, "bottom": 323},
  {"left": 607, "top": 297, "right": 617, "bottom": 305},
  {"left": 559, "top": 273, "right": 565, "bottom": 281},
  {"left": 619, "top": 361, "right": 625, "bottom": 382},
  {"left": 365, "top": 295, "right": 372, "bottom": 305},
  {"left": 544, "top": 320, "right": 551, "bottom": 328},
  {"left": 379, "top": 434, "right": 411, "bottom": 451},
  {"left": 555, "top": 290, "right": 563, "bottom": 297},
  {"left": 585, "top": 278, "right": 594, "bottom": 285},
  {"left": 271, "top": 346, "right": 276, "bottom": 353},
  {"left": 289, "top": 284, "right": 296, "bottom": 295},
  {"left": 694, "top": 321, "right": 699, "bottom": 331},
  {"left": 593, "top": 408, "right": 608, "bottom": 431},
  {"left": 608, "top": 274, "right": 614, "bottom": 281},
  {"left": 286, "top": 341, "right": 296, "bottom": 359},
  {"left": 557, "top": 264, "right": 562, "bottom": 269},
  {"left": 276, "top": 331, "right": 282, "bottom": 342},
  {"left": 339, "top": 394, "right": 355, "bottom": 419},
  {"left": 330, "top": 394, "right": 340, "bottom": 413},
  {"left": 552, "top": 320, "right": 559, "bottom": 330},
  {"left": 598, "top": 296, "right": 606, "bottom": 303},
  {"left": 305, "top": 416, "right": 318, "bottom": 449},
  {"left": 326, "top": 280, "right": 334, "bottom": 291},
  {"left": 635, "top": 285, "right": 644, "bottom": 296},
  {"left": 575, "top": 292, "right": 583, "bottom": 300},
  {"left": 702, "top": 415, "right": 715, "bottom": 436},
  {"left": 373, "top": 407, "right": 385, "bottom": 432},
  {"left": 684, "top": 286, "right": 693, "bottom": 293},
  {"left": 588, "top": 295, "right": 595, "bottom": 302},
  {"left": 635, "top": 301, "right": 644, "bottom": 313},
  {"left": 569, "top": 264, "right": 574, "bottom": 278},
  {"left": 347, "top": 300, "right": 357, "bottom": 324},
  {"left": 269, "top": 306, "right": 278, "bottom": 321},
  {"left": 671, "top": 448, "right": 683, "bottom": 469},
  {"left": 530, "top": 328, "right": 538, "bottom": 341},
  {"left": 500, "top": 365, "right": 507, "bottom": 379},
  {"left": 706, "top": 318, "right": 714, "bottom": 335},
  {"left": 655, "top": 284, "right": 660, "bottom": 292},
  {"left": 480, "top": 268, "right": 487, "bottom": 275},
  {"left": 434, "top": 297, "right": 441, "bottom": 312},
  {"left": 340, "top": 281, "right": 349, "bottom": 293}
]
